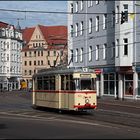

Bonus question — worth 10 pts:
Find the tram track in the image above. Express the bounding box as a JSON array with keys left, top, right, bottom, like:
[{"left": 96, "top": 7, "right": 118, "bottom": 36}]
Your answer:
[
  {"left": 0, "top": 107, "right": 140, "bottom": 129},
  {"left": 0, "top": 91, "right": 140, "bottom": 129}
]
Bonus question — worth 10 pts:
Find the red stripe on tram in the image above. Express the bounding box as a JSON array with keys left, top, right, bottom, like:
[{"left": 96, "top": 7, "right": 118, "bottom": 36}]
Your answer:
[
  {"left": 74, "top": 104, "right": 97, "bottom": 109},
  {"left": 32, "top": 90, "right": 96, "bottom": 94}
]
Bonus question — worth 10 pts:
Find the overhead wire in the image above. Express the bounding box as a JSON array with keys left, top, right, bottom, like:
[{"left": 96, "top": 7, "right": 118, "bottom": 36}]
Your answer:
[{"left": 0, "top": 7, "right": 138, "bottom": 64}]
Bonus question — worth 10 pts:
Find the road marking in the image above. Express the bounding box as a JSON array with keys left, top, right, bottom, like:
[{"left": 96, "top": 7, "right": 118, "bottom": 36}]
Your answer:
[{"left": 0, "top": 111, "right": 117, "bottom": 129}]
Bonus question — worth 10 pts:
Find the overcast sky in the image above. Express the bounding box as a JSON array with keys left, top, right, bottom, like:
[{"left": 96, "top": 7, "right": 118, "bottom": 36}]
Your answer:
[{"left": 0, "top": 1, "right": 67, "bottom": 29}]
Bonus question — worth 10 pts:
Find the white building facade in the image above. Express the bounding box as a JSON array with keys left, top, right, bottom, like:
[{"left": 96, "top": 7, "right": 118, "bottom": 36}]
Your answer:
[
  {"left": 68, "top": 1, "right": 140, "bottom": 100},
  {"left": 0, "top": 22, "right": 23, "bottom": 91}
]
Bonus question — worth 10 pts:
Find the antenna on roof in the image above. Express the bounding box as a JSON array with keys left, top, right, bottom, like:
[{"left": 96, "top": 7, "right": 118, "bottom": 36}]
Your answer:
[{"left": 16, "top": 18, "right": 24, "bottom": 30}]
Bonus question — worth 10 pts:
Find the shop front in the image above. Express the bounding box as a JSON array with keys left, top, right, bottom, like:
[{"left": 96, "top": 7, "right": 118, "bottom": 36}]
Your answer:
[
  {"left": 102, "top": 67, "right": 118, "bottom": 98},
  {"left": 117, "top": 66, "right": 134, "bottom": 99}
]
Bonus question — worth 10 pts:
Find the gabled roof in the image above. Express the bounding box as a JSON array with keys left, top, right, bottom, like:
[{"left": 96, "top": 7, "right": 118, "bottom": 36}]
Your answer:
[
  {"left": 0, "top": 21, "right": 9, "bottom": 28},
  {"left": 22, "top": 25, "right": 67, "bottom": 45},
  {"left": 22, "top": 27, "right": 35, "bottom": 44},
  {"left": 38, "top": 25, "right": 67, "bottom": 45},
  {"left": 0, "top": 21, "right": 15, "bottom": 29}
]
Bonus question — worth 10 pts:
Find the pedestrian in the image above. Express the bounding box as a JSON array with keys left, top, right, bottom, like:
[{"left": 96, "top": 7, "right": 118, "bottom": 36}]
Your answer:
[{"left": 128, "top": 82, "right": 133, "bottom": 95}]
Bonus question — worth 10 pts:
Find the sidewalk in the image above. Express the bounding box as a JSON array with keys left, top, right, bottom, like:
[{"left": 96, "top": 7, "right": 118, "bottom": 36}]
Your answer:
[
  {"left": 98, "top": 96, "right": 140, "bottom": 106},
  {"left": 97, "top": 96, "right": 140, "bottom": 115}
]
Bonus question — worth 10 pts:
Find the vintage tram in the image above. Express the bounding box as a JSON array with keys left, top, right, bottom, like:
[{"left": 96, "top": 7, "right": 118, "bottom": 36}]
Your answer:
[{"left": 32, "top": 67, "right": 97, "bottom": 112}]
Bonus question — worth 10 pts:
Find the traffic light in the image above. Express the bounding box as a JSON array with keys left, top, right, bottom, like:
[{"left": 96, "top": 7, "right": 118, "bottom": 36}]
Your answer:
[{"left": 121, "top": 11, "right": 127, "bottom": 24}]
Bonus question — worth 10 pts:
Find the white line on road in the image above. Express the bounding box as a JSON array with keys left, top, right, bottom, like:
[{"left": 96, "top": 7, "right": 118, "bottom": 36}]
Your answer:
[{"left": 0, "top": 111, "right": 117, "bottom": 129}]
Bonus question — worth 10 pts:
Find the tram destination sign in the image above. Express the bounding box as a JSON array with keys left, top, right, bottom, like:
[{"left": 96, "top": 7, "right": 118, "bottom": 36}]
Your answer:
[{"left": 80, "top": 74, "right": 91, "bottom": 78}]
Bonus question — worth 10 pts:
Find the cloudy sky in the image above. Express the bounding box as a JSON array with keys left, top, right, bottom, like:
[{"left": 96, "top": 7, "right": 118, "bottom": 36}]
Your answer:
[{"left": 0, "top": 1, "right": 67, "bottom": 29}]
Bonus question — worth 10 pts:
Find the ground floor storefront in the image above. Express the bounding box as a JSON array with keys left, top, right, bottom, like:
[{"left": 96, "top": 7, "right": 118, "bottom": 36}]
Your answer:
[
  {"left": 96, "top": 66, "right": 140, "bottom": 100},
  {"left": 0, "top": 77, "right": 21, "bottom": 91}
]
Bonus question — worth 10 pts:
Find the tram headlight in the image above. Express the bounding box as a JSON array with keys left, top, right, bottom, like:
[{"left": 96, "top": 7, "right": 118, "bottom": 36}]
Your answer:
[{"left": 85, "top": 98, "right": 89, "bottom": 104}]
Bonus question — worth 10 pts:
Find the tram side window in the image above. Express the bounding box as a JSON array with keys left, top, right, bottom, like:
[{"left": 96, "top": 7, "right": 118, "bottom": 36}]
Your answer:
[
  {"left": 37, "top": 77, "right": 43, "bottom": 90},
  {"left": 70, "top": 75, "right": 76, "bottom": 90},
  {"left": 61, "top": 75, "right": 65, "bottom": 90},
  {"left": 50, "top": 76, "right": 55, "bottom": 90},
  {"left": 66, "top": 75, "right": 70, "bottom": 90},
  {"left": 92, "top": 78, "right": 96, "bottom": 90},
  {"left": 43, "top": 76, "right": 49, "bottom": 90}
]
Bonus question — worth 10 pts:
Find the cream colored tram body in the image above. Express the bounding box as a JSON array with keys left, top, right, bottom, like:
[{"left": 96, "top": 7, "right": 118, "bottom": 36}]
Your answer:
[{"left": 32, "top": 67, "right": 97, "bottom": 111}]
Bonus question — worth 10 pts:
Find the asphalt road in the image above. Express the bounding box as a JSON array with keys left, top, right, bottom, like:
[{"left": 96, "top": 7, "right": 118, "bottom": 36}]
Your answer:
[
  {"left": 0, "top": 91, "right": 140, "bottom": 139},
  {"left": 0, "top": 112, "right": 140, "bottom": 139}
]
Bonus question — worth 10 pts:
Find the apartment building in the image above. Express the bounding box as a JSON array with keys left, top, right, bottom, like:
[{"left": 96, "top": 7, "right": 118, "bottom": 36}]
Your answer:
[
  {"left": 22, "top": 25, "right": 67, "bottom": 89},
  {"left": 68, "top": 1, "right": 140, "bottom": 100},
  {"left": 0, "top": 21, "right": 23, "bottom": 91}
]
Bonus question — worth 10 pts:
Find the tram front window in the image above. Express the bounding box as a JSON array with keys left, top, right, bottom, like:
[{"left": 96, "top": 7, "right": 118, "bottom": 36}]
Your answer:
[{"left": 80, "top": 79, "right": 92, "bottom": 90}]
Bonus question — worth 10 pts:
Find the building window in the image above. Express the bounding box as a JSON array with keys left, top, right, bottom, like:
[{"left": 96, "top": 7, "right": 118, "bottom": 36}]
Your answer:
[
  {"left": 103, "top": 44, "right": 107, "bottom": 60},
  {"left": 29, "top": 61, "right": 32, "bottom": 66},
  {"left": 70, "top": 25, "right": 73, "bottom": 37},
  {"left": 47, "top": 51, "right": 50, "bottom": 56},
  {"left": 75, "top": 23, "right": 78, "bottom": 37},
  {"left": 116, "top": 6, "right": 119, "bottom": 24},
  {"left": 89, "top": 46, "right": 92, "bottom": 61},
  {"left": 38, "top": 51, "right": 40, "bottom": 56},
  {"left": 25, "top": 70, "right": 27, "bottom": 75},
  {"left": 41, "top": 60, "right": 43, "bottom": 65},
  {"left": 70, "top": 3, "right": 73, "bottom": 13},
  {"left": 96, "top": 16, "right": 99, "bottom": 32},
  {"left": 29, "top": 70, "right": 32, "bottom": 75},
  {"left": 80, "top": 0, "right": 83, "bottom": 10},
  {"left": 124, "top": 38, "right": 128, "bottom": 55},
  {"left": 34, "top": 61, "right": 36, "bottom": 65},
  {"left": 25, "top": 52, "right": 27, "bottom": 57},
  {"left": 80, "top": 48, "right": 83, "bottom": 62},
  {"left": 70, "top": 50, "right": 73, "bottom": 62},
  {"left": 34, "top": 51, "right": 36, "bottom": 57},
  {"left": 75, "top": 48, "right": 78, "bottom": 62},
  {"left": 123, "top": 4, "right": 128, "bottom": 22},
  {"left": 88, "top": 0, "right": 93, "bottom": 7},
  {"left": 75, "top": 1, "right": 78, "bottom": 12},
  {"left": 124, "top": 74, "right": 133, "bottom": 95},
  {"left": 96, "top": 45, "right": 99, "bottom": 60},
  {"left": 116, "top": 39, "right": 119, "bottom": 57},
  {"left": 38, "top": 61, "right": 40, "bottom": 65},
  {"left": 96, "top": 0, "right": 99, "bottom": 5},
  {"left": 112, "top": 11, "right": 115, "bottom": 27},
  {"left": 104, "top": 73, "right": 116, "bottom": 95},
  {"left": 7, "top": 42, "right": 9, "bottom": 50},
  {"left": 24, "top": 61, "right": 27, "bottom": 66},
  {"left": 41, "top": 51, "right": 43, "bottom": 56},
  {"left": 80, "top": 21, "right": 84, "bottom": 35},
  {"left": 89, "top": 18, "right": 92, "bottom": 34},
  {"left": 7, "top": 54, "right": 9, "bottom": 61},
  {"left": 103, "top": 14, "right": 107, "bottom": 30},
  {"left": 29, "top": 51, "right": 32, "bottom": 57}
]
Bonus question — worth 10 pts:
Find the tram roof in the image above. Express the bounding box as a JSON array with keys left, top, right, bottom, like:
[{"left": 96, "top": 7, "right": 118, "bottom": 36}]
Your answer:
[{"left": 33, "top": 67, "right": 95, "bottom": 77}]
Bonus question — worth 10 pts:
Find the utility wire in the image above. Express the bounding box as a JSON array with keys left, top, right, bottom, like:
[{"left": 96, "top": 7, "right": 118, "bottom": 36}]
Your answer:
[{"left": 0, "top": 8, "right": 139, "bottom": 15}]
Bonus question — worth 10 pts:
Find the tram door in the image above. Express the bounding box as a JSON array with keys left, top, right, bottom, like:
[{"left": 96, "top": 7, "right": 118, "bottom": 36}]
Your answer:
[
  {"left": 61, "top": 75, "right": 69, "bottom": 109},
  {"left": 64, "top": 75, "right": 69, "bottom": 109}
]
